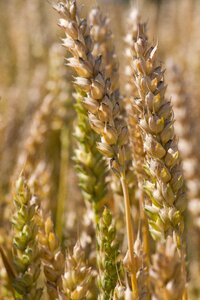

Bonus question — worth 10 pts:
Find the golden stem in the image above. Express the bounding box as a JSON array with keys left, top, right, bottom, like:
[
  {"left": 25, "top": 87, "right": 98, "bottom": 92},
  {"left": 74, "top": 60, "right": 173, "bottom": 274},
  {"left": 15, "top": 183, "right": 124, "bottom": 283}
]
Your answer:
[
  {"left": 138, "top": 187, "right": 151, "bottom": 300},
  {"left": 120, "top": 175, "right": 138, "bottom": 298},
  {"left": 138, "top": 183, "right": 150, "bottom": 268},
  {"left": 182, "top": 288, "right": 188, "bottom": 300}
]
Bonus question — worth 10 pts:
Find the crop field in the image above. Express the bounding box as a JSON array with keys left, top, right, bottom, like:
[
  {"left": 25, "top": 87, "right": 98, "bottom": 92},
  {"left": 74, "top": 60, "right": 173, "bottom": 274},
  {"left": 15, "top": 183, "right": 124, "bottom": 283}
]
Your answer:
[{"left": 0, "top": 0, "right": 200, "bottom": 299}]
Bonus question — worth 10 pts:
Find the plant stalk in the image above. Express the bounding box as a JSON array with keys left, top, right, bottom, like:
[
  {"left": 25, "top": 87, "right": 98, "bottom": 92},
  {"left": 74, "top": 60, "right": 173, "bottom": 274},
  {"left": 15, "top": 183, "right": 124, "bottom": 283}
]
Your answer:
[
  {"left": 138, "top": 184, "right": 150, "bottom": 268},
  {"left": 120, "top": 175, "right": 138, "bottom": 298},
  {"left": 182, "top": 288, "right": 188, "bottom": 300}
]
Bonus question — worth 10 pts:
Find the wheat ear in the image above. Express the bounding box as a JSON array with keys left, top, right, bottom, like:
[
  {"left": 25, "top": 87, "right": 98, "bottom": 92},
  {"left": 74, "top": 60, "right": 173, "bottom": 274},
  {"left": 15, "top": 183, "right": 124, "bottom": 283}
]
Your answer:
[
  {"left": 132, "top": 24, "right": 186, "bottom": 243},
  {"left": 96, "top": 207, "right": 120, "bottom": 299},
  {"left": 12, "top": 176, "right": 42, "bottom": 299},
  {"left": 37, "top": 214, "right": 65, "bottom": 299},
  {"left": 54, "top": 1, "right": 138, "bottom": 296},
  {"left": 124, "top": 8, "right": 150, "bottom": 277},
  {"left": 131, "top": 23, "right": 188, "bottom": 299},
  {"left": 88, "top": 6, "right": 136, "bottom": 205},
  {"left": 60, "top": 242, "right": 93, "bottom": 299}
]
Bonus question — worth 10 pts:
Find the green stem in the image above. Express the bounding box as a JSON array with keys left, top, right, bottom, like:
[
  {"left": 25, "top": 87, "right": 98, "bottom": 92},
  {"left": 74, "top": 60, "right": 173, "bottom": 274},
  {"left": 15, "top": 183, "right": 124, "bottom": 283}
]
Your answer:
[{"left": 120, "top": 174, "right": 138, "bottom": 298}]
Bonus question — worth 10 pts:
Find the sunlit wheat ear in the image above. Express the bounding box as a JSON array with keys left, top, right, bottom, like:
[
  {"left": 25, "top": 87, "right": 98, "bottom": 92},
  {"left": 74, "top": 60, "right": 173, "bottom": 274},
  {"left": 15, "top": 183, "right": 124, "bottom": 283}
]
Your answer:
[
  {"left": 124, "top": 8, "right": 151, "bottom": 279},
  {"left": 54, "top": 1, "right": 138, "bottom": 296},
  {"left": 60, "top": 242, "right": 93, "bottom": 300},
  {"left": 89, "top": 6, "right": 135, "bottom": 204},
  {"left": 131, "top": 23, "right": 186, "bottom": 244},
  {"left": 11, "top": 176, "right": 43, "bottom": 300},
  {"left": 37, "top": 214, "right": 65, "bottom": 300},
  {"left": 54, "top": 0, "right": 128, "bottom": 179},
  {"left": 150, "top": 235, "right": 186, "bottom": 300}
]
